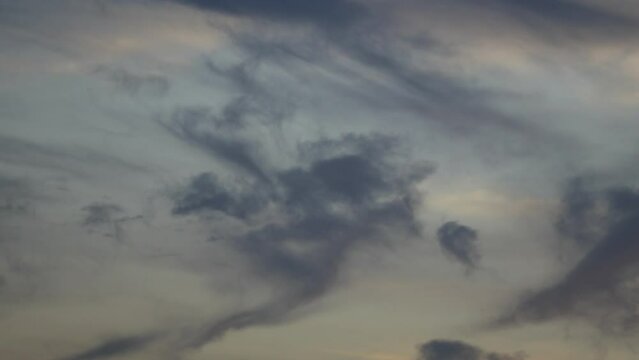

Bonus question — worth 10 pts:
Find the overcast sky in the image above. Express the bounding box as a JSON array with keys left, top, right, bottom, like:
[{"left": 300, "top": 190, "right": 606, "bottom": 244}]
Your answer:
[{"left": 1, "top": 1, "right": 639, "bottom": 359}]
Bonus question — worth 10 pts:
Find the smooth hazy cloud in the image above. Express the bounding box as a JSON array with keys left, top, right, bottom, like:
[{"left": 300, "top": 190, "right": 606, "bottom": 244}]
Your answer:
[
  {"left": 437, "top": 221, "right": 480, "bottom": 272},
  {"left": 418, "top": 339, "right": 526, "bottom": 360}
]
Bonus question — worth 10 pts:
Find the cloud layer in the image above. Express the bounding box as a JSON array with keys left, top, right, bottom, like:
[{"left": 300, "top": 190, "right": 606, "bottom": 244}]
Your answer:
[{"left": 2, "top": 0, "right": 639, "bottom": 359}]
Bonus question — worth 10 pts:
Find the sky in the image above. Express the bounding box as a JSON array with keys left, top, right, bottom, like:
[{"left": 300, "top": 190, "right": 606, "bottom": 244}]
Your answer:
[{"left": 1, "top": 0, "right": 639, "bottom": 359}]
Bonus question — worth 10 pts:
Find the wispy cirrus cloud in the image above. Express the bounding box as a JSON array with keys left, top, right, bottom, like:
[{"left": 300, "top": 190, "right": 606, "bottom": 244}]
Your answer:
[{"left": 171, "top": 0, "right": 366, "bottom": 28}]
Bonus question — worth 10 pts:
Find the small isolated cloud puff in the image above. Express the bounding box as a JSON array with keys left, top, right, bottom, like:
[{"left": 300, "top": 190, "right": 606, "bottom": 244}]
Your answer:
[{"left": 437, "top": 221, "right": 480, "bottom": 272}]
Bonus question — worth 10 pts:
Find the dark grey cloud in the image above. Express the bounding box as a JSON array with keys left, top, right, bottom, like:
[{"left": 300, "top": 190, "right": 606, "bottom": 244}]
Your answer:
[
  {"left": 164, "top": 112, "right": 271, "bottom": 183},
  {"left": 204, "top": 19, "right": 550, "bottom": 148},
  {"left": 163, "top": 54, "right": 296, "bottom": 184},
  {"left": 297, "top": 133, "right": 400, "bottom": 161},
  {"left": 174, "top": 0, "right": 639, "bottom": 41},
  {"left": 82, "top": 202, "right": 124, "bottom": 227},
  {"left": 94, "top": 66, "right": 170, "bottom": 97},
  {"left": 183, "top": 0, "right": 628, "bottom": 161},
  {"left": 437, "top": 221, "right": 480, "bottom": 273},
  {"left": 58, "top": 334, "right": 156, "bottom": 360},
  {"left": 499, "top": 179, "right": 639, "bottom": 334},
  {"left": 81, "top": 202, "right": 142, "bottom": 242},
  {"left": 555, "top": 176, "right": 609, "bottom": 248},
  {"left": 154, "top": 32, "right": 444, "bottom": 349},
  {"left": 3, "top": 0, "right": 639, "bottom": 358},
  {"left": 171, "top": 133, "right": 432, "bottom": 349},
  {"left": 418, "top": 339, "right": 525, "bottom": 360},
  {"left": 171, "top": 172, "right": 267, "bottom": 219},
  {"left": 65, "top": 132, "right": 432, "bottom": 358},
  {"left": 332, "top": 34, "right": 531, "bottom": 134},
  {"left": 202, "top": 54, "right": 295, "bottom": 127},
  {"left": 461, "top": 0, "right": 639, "bottom": 41},
  {"left": 172, "top": 0, "right": 366, "bottom": 28}
]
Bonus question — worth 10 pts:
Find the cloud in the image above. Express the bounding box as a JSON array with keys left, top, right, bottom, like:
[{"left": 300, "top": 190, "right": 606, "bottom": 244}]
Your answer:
[
  {"left": 0, "top": 135, "right": 146, "bottom": 178},
  {"left": 332, "top": 33, "right": 531, "bottom": 134},
  {"left": 461, "top": 0, "right": 639, "bottom": 42},
  {"left": 418, "top": 339, "right": 526, "bottom": 360},
  {"left": 164, "top": 112, "right": 271, "bottom": 183},
  {"left": 58, "top": 334, "right": 157, "bottom": 360},
  {"left": 0, "top": 174, "right": 33, "bottom": 215},
  {"left": 202, "top": 53, "right": 295, "bottom": 127},
  {"left": 64, "top": 132, "right": 432, "bottom": 358},
  {"left": 200, "top": 11, "right": 551, "bottom": 147},
  {"left": 173, "top": 0, "right": 639, "bottom": 43},
  {"left": 498, "top": 179, "right": 639, "bottom": 334},
  {"left": 172, "top": 0, "right": 366, "bottom": 28},
  {"left": 82, "top": 203, "right": 124, "bottom": 227},
  {"left": 436, "top": 221, "right": 480, "bottom": 273},
  {"left": 171, "top": 133, "right": 432, "bottom": 349},
  {"left": 162, "top": 54, "right": 296, "bottom": 184},
  {"left": 554, "top": 176, "right": 609, "bottom": 248},
  {"left": 171, "top": 172, "right": 267, "bottom": 219},
  {"left": 94, "top": 66, "right": 170, "bottom": 97},
  {"left": 81, "top": 202, "right": 143, "bottom": 242}
]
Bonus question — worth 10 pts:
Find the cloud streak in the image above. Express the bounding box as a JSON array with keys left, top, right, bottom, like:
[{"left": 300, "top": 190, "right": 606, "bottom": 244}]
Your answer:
[
  {"left": 462, "top": 0, "right": 639, "bottom": 41},
  {"left": 58, "top": 334, "right": 157, "bottom": 360},
  {"left": 172, "top": 0, "right": 366, "bottom": 28}
]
